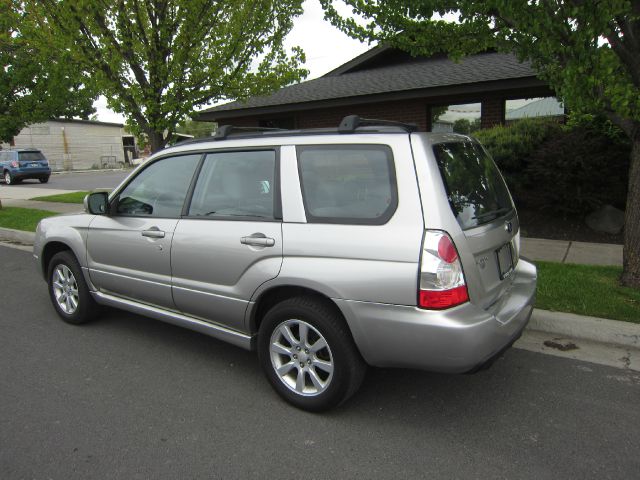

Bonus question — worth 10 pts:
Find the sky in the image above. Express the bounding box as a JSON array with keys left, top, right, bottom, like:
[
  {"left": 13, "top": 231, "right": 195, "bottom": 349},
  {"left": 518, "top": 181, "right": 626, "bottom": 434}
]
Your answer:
[{"left": 94, "top": 0, "right": 370, "bottom": 124}]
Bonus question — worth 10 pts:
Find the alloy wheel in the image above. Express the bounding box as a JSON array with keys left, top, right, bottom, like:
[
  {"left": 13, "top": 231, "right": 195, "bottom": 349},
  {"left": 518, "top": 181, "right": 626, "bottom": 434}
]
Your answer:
[
  {"left": 52, "top": 264, "right": 80, "bottom": 315},
  {"left": 269, "top": 319, "right": 334, "bottom": 396}
]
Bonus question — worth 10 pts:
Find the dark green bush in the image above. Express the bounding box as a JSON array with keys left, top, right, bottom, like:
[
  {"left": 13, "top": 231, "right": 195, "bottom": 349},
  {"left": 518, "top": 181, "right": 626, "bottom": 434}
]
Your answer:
[
  {"left": 472, "top": 117, "right": 630, "bottom": 215},
  {"left": 525, "top": 127, "right": 630, "bottom": 215},
  {"left": 473, "top": 118, "right": 562, "bottom": 202}
]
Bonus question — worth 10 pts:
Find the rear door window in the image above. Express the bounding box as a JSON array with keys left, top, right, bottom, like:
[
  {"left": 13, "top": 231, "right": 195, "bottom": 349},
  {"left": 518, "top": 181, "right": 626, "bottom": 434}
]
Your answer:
[
  {"left": 187, "top": 150, "right": 277, "bottom": 219},
  {"left": 297, "top": 145, "right": 397, "bottom": 224},
  {"left": 433, "top": 141, "right": 513, "bottom": 230}
]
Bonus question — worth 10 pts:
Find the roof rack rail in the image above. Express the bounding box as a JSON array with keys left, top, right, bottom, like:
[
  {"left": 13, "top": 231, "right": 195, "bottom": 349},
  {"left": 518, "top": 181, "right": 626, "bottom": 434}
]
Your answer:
[
  {"left": 338, "top": 115, "right": 418, "bottom": 134},
  {"left": 214, "top": 125, "right": 285, "bottom": 140}
]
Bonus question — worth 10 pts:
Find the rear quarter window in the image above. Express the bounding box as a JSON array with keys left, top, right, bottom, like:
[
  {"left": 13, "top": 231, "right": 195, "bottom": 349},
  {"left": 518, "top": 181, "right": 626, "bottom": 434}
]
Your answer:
[
  {"left": 433, "top": 141, "right": 514, "bottom": 230},
  {"left": 297, "top": 145, "right": 397, "bottom": 225}
]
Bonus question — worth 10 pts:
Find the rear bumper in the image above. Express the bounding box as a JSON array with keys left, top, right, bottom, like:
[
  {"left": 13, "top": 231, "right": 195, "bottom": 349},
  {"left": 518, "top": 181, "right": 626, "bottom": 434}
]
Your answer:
[
  {"left": 9, "top": 167, "right": 51, "bottom": 179},
  {"left": 334, "top": 259, "right": 537, "bottom": 373}
]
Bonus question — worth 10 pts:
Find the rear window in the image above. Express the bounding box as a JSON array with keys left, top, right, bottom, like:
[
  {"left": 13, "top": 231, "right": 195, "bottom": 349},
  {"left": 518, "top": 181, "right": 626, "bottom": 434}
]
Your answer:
[
  {"left": 433, "top": 141, "right": 513, "bottom": 230},
  {"left": 297, "top": 145, "right": 397, "bottom": 224},
  {"left": 18, "top": 151, "right": 45, "bottom": 162}
]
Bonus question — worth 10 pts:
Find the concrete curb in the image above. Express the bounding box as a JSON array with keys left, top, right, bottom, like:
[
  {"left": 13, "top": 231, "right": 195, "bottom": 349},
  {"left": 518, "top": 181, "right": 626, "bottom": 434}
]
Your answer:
[
  {"left": 528, "top": 309, "right": 640, "bottom": 349},
  {"left": 0, "top": 227, "right": 35, "bottom": 245}
]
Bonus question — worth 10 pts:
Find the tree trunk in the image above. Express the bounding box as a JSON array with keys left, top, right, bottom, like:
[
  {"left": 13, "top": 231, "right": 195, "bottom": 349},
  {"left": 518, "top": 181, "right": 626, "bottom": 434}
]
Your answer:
[
  {"left": 621, "top": 134, "right": 640, "bottom": 288},
  {"left": 148, "top": 130, "right": 166, "bottom": 153}
]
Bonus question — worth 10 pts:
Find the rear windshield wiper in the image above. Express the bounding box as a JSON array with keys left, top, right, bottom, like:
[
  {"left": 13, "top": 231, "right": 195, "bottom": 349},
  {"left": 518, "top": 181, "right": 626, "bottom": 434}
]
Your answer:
[{"left": 472, "top": 207, "right": 511, "bottom": 220}]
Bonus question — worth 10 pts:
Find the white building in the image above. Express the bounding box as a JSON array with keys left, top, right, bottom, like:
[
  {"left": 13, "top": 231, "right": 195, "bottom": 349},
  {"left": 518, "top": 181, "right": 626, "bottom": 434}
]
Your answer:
[{"left": 3, "top": 119, "right": 133, "bottom": 171}]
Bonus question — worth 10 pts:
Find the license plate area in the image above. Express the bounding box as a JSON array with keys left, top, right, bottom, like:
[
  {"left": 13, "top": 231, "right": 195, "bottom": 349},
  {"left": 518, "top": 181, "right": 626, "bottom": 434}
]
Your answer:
[
  {"left": 496, "top": 242, "right": 514, "bottom": 280},
  {"left": 30, "top": 163, "right": 39, "bottom": 168}
]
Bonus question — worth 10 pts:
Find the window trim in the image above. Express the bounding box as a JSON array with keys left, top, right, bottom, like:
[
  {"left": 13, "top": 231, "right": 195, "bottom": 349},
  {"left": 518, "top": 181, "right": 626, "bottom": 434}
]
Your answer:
[
  {"left": 181, "top": 146, "right": 282, "bottom": 223},
  {"left": 296, "top": 144, "right": 398, "bottom": 226}
]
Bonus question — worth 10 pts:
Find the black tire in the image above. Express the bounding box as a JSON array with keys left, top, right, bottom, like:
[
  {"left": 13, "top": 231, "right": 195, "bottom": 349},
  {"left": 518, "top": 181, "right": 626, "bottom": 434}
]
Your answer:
[
  {"left": 4, "top": 170, "right": 15, "bottom": 185},
  {"left": 39, "top": 176, "right": 50, "bottom": 184},
  {"left": 47, "top": 250, "right": 100, "bottom": 325},
  {"left": 257, "top": 296, "right": 366, "bottom": 412}
]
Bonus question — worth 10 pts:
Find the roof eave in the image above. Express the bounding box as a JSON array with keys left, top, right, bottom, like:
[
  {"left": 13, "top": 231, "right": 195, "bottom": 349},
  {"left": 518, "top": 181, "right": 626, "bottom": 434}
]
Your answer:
[{"left": 195, "top": 76, "right": 550, "bottom": 121}]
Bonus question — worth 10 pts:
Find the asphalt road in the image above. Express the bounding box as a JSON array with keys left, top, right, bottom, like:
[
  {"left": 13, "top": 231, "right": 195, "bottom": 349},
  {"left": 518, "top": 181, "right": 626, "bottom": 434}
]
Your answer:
[
  {"left": 10, "top": 170, "right": 130, "bottom": 190},
  {"left": 1, "top": 245, "right": 639, "bottom": 480}
]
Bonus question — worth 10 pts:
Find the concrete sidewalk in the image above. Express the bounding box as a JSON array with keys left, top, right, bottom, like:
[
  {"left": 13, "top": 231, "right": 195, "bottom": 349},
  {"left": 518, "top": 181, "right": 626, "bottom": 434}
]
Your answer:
[
  {"left": 1, "top": 187, "right": 83, "bottom": 214},
  {"left": 520, "top": 237, "right": 623, "bottom": 267}
]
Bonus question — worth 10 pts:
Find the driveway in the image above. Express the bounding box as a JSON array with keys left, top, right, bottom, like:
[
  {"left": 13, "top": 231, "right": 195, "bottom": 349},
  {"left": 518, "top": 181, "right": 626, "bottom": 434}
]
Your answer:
[{"left": 1, "top": 245, "right": 639, "bottom": 479}]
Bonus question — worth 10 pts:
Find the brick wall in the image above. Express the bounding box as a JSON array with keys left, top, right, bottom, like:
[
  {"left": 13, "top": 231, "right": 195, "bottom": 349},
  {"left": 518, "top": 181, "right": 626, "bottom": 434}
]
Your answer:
[
  {"left": 480, "top": 98, "right": 505, "bottom": 128},
  {"left": 296, "top": 99, "right": 428, "bottom": 131},
  {"left": 217, "top": 99, "right": 429, "bottom": 131}
]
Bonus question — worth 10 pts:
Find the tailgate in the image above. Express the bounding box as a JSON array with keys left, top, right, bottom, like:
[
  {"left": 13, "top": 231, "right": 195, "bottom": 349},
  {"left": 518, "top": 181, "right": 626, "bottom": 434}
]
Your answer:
[{"left": 431, "top": 139, "right": 519, "bottom": 307}]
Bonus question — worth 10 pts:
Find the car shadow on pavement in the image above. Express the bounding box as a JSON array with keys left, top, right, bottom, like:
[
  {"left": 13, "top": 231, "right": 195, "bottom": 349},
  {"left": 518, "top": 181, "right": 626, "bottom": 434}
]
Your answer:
[{"left": 93, "top": 307, "right": 539, "bottom": 420}]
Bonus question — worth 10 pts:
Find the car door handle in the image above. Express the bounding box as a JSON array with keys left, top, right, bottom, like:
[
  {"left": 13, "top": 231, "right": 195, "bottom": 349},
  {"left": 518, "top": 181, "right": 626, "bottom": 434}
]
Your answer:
[
  {"left": 241, "top": 234, "right": 275, "bottom": 247},
  {"left": 142, "top": 228, "right": 165, "bottom": 239}
]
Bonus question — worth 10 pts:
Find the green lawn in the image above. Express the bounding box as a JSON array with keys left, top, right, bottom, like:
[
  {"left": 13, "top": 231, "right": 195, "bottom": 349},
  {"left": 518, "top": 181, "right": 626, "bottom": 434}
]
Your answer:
[
  {"left": 535, "top": 261, "right": 640, "bottom": 323},
  {"left": 0, "top": 207, "right": 57, "bottom": 232},
  {"left": 30, "top": 191, "right": 89, "bottom": 204}
]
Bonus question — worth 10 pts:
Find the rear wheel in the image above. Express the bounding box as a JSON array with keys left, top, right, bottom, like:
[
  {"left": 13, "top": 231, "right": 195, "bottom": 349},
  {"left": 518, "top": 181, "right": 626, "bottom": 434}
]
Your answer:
[
  {"left": 47, "top": 251, "right": 100, "bottom": 324},
  {"left": 258, "top": 296, "right": 366, "bottom": 411},
  {"left": 39, "top": 176, "right": 50, "bottom": 184}
]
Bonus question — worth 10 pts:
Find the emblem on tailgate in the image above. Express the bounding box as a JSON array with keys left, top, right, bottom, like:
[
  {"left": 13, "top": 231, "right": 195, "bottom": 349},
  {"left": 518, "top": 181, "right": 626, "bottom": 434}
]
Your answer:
[
  {"left": 505, "top": 221, "right": 513, "bottom": 233},
  {"left": 477, "top": 256, "right": 489, "bottom": 269}
]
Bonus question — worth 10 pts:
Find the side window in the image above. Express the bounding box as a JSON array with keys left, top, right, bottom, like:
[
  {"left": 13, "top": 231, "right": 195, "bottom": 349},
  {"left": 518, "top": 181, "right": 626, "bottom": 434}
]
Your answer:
[
  {"left": 116, "top": 154, "right": 200, "bottom": 217},
  {"left": 297, "top": 145, "right": 397, "bottom": 224},
  {"left": 188, "top": 150, "right": 276, "bottom": 219}
]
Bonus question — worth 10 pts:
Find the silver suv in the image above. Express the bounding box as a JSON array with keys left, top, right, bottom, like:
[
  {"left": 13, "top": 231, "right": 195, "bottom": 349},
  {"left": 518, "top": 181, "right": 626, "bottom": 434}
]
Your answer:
[{"left": 34, "top": 116, "right": 537, "bottom": 411}]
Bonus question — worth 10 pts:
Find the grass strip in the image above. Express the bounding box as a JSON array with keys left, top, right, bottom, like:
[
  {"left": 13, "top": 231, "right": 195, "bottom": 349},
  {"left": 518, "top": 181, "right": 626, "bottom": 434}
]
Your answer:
[
  {"left": 0, "top": 207, "right": 57, "bottom": 232},
  {"left": 535, "top": 261, "right": 640, "bottom": 323},
  {"left": 30, "top": 191, "right": 88, "bottom": 204}
]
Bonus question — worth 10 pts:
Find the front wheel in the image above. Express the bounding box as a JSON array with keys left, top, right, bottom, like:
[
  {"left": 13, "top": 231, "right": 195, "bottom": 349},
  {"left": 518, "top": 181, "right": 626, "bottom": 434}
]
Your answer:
[
  {"left": 258, "top": 296, "right": 366, "bottom": 411},
  {"left": 47, "top": 251, "right": 100, "bottom": 324},
  {"left": 4, "top": 171, "right": 15, "bottom": 185}
]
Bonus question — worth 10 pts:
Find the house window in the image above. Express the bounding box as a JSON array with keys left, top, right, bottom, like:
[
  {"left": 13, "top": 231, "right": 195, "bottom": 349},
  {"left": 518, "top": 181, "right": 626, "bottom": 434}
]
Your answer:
[
  {"left": 429, "top": 103, "right": 481, "bottom": 134},
  {"left": 505, "top": 97, "right": 565, "bottom": 122}
]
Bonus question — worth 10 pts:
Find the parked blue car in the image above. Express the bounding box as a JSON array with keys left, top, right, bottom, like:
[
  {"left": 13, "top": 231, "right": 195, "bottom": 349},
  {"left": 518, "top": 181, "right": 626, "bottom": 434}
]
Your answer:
[{"left": 0, "top": 148, "right": 51, "bottom": 185}]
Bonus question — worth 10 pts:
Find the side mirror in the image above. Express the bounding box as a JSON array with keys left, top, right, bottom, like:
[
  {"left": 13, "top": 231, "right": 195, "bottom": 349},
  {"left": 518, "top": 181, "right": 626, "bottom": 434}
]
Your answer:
[{"left": 84, "top": 191, "right": 110, "bottom": 215}]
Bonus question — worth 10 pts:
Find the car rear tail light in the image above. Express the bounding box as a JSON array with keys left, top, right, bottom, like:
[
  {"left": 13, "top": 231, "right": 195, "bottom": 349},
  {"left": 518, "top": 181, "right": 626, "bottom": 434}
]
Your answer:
[
  {"left": 419, "top": 231, "right": 469, "bottom": 309},
  {"left": 10, "top": 161, "right": 18, "bottom": 168}
]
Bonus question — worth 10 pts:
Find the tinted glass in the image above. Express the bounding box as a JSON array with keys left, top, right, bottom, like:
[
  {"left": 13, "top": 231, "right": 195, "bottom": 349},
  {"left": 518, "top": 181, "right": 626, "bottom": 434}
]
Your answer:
[
  {"left": 188, "top": 150, "right": 276, "bottom": 218},
  {"left": 116, "top": 154, "right": 200, "bottom": 217},
  {"left": 433, "top": 141, "right": 513, "bottom": 230},
  {"left": 18, "top": 151, "right": 45, "bottom": 161},
  {"left": 298, "top": 146, "right": 396, "bottom": 224}
]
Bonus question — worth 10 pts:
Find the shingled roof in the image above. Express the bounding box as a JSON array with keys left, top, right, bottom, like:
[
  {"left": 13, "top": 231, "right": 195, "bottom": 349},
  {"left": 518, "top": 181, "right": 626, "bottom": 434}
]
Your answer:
[{"left": 197, "top": 47, "right": 542, "bottom": 120}]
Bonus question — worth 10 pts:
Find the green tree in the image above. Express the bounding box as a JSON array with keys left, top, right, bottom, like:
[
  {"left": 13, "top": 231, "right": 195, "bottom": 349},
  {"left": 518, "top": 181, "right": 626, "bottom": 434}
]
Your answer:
[
  {"left": 176, "top": 120, "right": 217, "bottom": 138},
  {"left": 28, "top": 0, "right": 307, "bottom": 152},
  {"left": 0, "top": 0, "right": 96, "bottom": 142},
  {"left": 321, "top": 0, "right": 640, "bottom": 288}
]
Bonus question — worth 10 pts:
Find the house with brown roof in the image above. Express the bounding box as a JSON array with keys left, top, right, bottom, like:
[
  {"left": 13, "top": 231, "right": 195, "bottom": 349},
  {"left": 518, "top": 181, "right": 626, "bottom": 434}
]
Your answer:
[{"left": 196, "top": 46, "right": 557, "bottom": 131}]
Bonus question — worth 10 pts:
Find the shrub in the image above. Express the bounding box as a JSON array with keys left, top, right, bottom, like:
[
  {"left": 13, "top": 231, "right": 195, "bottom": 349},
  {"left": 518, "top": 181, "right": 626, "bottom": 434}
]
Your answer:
[
  {"left": 525, "top": 127, "right": 630, "bottom": 215},
  {"left": 473, "top": 118, "right": 562, "bottom": 202}
]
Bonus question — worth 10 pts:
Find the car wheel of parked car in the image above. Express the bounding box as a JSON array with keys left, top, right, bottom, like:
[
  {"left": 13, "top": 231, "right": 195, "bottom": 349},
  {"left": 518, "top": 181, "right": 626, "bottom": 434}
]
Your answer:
[
  {"left": 4, "top": 171, "right": 15, "bottom": 185},
  {"left": 39, "top": 176, "right": 49, "bottom": 183},
  {"left": 47, "top": 251, "right": 100, "bottom": 325},
  {"left": 258, "top": 296, "right": 366, "bottom": 411}
]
